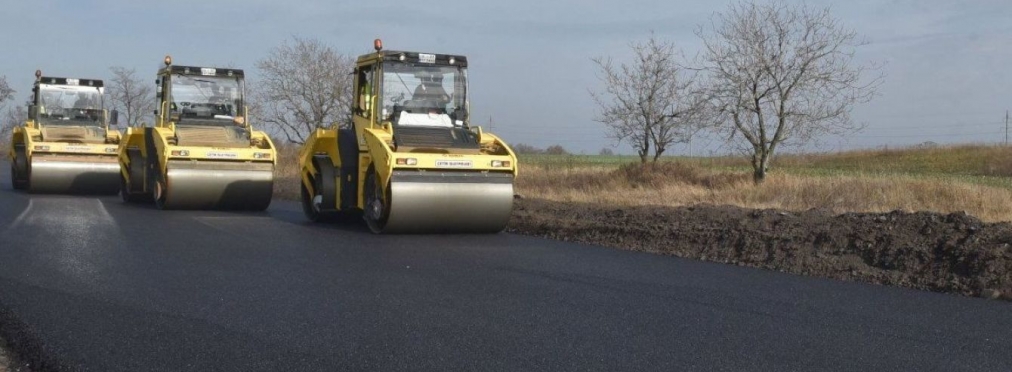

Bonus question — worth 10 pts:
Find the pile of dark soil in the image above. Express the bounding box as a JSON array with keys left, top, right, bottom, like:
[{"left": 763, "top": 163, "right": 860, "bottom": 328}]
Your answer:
[{"left": 507, "top": 198, "right": 1012, "bottom": 300}]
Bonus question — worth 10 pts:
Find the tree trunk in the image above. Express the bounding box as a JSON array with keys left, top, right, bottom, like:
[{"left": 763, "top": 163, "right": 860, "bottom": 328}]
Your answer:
[
  {"left": 638, "top": 134, "right": 650, "bottom": 163},
  {"left": 752, "top": 152, "right": 770, "bottom": 184},
  {"left": 652, "top": 148, "right": 665, "bottom": 162}
]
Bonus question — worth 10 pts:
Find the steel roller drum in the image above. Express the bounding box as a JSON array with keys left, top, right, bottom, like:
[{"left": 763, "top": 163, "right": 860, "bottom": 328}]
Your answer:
[
  {"left": 160, "top": 160, "right": 274, "bottom": 210},
  {"left": 381, "top": 171, "right": 514, "bottom": 234},
  {"left": 29, "top": 155, "right": 120, "bottom": 194}
]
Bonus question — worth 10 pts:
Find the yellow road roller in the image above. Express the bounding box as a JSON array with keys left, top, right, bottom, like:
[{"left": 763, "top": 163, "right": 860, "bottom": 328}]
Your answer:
[
  {"left": 9, "top": 70, "right": 121, "bottom": 194},
  {"left": 118, "top": 56, "right": 276, "bottom": 210},
  {"left": 299, "top": 40, "right": 518, "bottom": 233}
]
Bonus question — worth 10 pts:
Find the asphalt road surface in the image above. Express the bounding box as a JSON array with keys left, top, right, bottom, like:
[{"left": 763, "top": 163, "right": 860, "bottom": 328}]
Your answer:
[{"left": 0, "top": 162, "right": 1009, "bottom": 371}]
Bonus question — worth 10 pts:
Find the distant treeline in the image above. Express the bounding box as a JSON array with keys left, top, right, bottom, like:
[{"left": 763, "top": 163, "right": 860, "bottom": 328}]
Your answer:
[{"left": 513, "top": 143, "right": 617, "bottom": 156}]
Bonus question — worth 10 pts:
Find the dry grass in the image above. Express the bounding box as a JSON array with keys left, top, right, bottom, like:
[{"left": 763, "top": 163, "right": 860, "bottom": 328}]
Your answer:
[
  {"left": 776, "top": 144, "right": 1012, "bottom": 176},
  {"left": 516, "top": 161, "right": 1012, "bottom": 222},
  {"left": 274, "top": 144, "right": 301, "bottom": 201},
  {"left": 271, "top": 143, "right": 1012, "bottom": 222}
]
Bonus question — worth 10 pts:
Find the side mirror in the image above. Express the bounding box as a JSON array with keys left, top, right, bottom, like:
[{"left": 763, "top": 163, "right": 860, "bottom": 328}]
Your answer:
[
  {"left": 28, "top": 105, "right": 37, "bottom": 120},
  {"left": 110, "top": 110, "right": 120, "bottom": 126},
  {"left": 155, "top": 78, "right": 160, "bottom": 85},
  {"left": 156, "top": 91, "right": 162, "bottom": 99}
]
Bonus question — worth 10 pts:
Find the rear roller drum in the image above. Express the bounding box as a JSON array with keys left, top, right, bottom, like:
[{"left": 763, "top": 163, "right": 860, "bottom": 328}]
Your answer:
[
  {"left": 302, "top": 183, "right": 334, "bottom": 222},
  {"left": 303, "top": 156, "right": 346, "bottom": 222}
]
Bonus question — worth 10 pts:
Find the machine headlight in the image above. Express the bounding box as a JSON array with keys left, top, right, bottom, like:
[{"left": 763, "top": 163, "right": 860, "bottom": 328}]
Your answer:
[
  {"left": 170, "top": 150, "right": 190, "bottom": 156},
  {"left": 105, "top": 147, "right": 118, "bottom": 153},
  {"left": 396, "top": 158, "right": 417, "bottom": 166},
  {"left": 491, "top": 160, "right": 511, "bottom": 168},
  {"left": 34, "top": 145, "right": 50, "bottom": 151},
  {"left": 253, "top": 152, "right": 272, "bottom": 159}
]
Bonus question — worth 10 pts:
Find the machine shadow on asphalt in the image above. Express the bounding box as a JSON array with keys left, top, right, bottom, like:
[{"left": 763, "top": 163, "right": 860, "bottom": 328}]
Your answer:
[{"left": 268, "top": 207, "right": 374, "bottom": 234}]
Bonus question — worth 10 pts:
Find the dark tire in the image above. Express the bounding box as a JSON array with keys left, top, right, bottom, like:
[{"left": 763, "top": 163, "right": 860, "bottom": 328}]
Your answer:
[
  {"left": 12, "top": 144, "right": 28, "bottom": 190},
  {"left": 363, "top": 166, "right": 389, "bottom": 234}
]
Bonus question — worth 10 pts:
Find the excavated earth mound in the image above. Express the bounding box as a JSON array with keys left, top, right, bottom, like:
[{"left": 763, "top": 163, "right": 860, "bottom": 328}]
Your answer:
[{"left": 507, "top": 198, "right": 1012, "bottom": 300}]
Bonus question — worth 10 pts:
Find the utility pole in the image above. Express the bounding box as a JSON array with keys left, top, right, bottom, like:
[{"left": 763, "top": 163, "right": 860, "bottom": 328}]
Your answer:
[
  {"left": 1006, "top": 110, "right": 1009, "bottom": 146},
  {"left": 489, "top": 115, "right": 493, "bottom": 131}
]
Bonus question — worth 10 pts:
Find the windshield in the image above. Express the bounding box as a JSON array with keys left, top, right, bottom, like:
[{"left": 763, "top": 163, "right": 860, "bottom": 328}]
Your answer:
[
  {"left": 381, "top": 63, "right": 467, "bottom": 127},
  {"left": 170, "top": 74, "right": 244, "bottom": 124},
  {"left": 37, "top": 85, "right": 104, "bottom": 126}
]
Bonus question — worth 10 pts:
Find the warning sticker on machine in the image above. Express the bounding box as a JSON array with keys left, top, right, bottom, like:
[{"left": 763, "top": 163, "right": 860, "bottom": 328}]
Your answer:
[
  {"left": 435, "top": 160, "right": 472, "bottom": 168},
  {"left": 206, "top": 151, "right": 238, "bottom": 159}
]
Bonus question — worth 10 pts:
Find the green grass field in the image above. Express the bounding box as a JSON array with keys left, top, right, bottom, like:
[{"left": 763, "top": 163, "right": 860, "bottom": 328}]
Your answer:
[{"left": 520, "top": 144, "right": 1012, "bottom": 190}]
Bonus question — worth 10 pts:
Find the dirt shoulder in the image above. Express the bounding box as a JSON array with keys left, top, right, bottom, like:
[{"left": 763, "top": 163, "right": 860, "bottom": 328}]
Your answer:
[
  {"left": 0, "top": 337, "right": 27, "bottom": 372},
  {"left": 507, "top": 198, "right": 1012, "bottom": 300}
]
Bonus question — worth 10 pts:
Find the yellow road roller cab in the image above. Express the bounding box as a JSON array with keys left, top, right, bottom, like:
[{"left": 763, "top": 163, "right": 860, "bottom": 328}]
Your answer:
[
  {"left": 9, "top": 70, "right": 121, "bottom": 194},
  {"left": 299, "top": 39, "right": 518, "bottom": 233},
  {"left": 118, "top": 56, "right": 276, "bottom": 210}
]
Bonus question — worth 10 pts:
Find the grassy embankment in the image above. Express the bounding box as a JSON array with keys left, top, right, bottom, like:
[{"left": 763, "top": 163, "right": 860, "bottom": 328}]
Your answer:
[
  {"left": 273, "top": 144, "right": 1012, "bottom": 222},
  {"left": 518, "top": 144, "right": 1012, "bottom": 222}
]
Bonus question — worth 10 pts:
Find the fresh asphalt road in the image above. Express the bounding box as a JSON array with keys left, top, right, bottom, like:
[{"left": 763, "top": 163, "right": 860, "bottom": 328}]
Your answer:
[{"left": 0, "top": 163, "right": 1009, "bottom": 371}]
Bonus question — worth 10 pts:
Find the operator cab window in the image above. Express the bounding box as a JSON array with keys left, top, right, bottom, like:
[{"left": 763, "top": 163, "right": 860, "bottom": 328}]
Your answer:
[
  {"left": 381, "top": 63, "right": 466, "bottom": 128},
  {"left": 35, "top": 85, "right": 104, "bottom": 127},
  {"left": 169, "top": 74, "right": 243, "bottom": 126}
]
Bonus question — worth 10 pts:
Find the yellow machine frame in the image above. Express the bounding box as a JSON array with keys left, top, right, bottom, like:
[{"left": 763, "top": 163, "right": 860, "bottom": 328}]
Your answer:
[
  {"left": 299, "top": 40, "right": 518, "bottom": 233},
  {"left": 117, "top": 56, "right": 277, "bottom": 210},
  {"left": 8, "top": 71, "right": 121, "bottom": 194}
]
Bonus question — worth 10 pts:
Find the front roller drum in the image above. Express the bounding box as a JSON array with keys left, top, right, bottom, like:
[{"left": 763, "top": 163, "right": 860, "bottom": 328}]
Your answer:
[
  {"left": 367, "top": 170, "right": 515, "bottom": 234},
  {"left": 156, "top": 160, "right": 274, "bottom": 210},
  {"left": 28, "top": 155, "right": 120, "bottom": 194}
]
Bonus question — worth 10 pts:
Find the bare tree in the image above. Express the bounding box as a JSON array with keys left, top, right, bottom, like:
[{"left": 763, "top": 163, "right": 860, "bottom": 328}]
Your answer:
[
  {"left": 251, "top": 37, "right": 355, "bottom": 144},
  {"left": 512, "top": 143, "right": 543, "bottom": 154},
  {"left": 591, "top": 35, "right": 705, "bottom": 163},
  {"left": 0, "top": 76, "right": 12, "bottom": 104},
  {"left": 697, "top": 1, "right": 882, "bottom": 182},
  {"left": 0, "top": 75, "right": 17, "bottom": 142},
  {"left": 107, "top": 67, "right": 155, "bottom": 127},
  {"left": 545, "top": 144, "right": 569, "bottom": 155},
  {"left": 2, "top": 105, "right": 26, "bottom": 138}
]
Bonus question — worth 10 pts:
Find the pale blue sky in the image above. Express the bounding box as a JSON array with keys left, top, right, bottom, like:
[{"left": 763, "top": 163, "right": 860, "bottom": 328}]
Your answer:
[{"left": 1, "top": 0, "right": 1009, "bottom": 155}]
